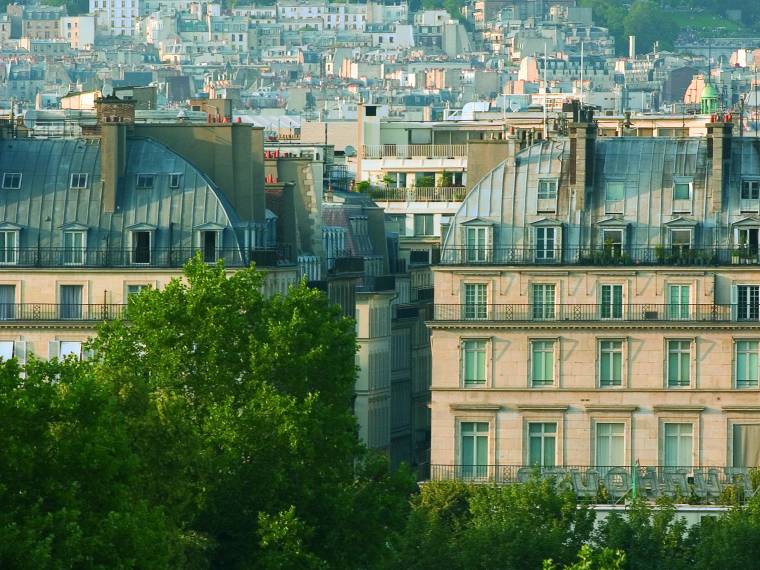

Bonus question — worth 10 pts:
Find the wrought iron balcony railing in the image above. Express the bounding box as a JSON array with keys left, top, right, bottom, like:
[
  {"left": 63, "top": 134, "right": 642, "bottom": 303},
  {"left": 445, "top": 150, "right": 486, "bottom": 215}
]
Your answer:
[
  {"left": 0, "top": 246, "right": 291, "bottom": 269},
  {"left": 0, "top": 303, "right": 126, "bottom": 322},
  {"left": 429, "top": 464, "right": 756, "bottom": 502},
  {"left": 432, "top": 304, "right": 759, "bottom": 323},
  {"left": 439, "top": 246, "right": 760, "bottom": 267},
  {"left": 361, "top": 144, "right": 468, "bottom": 159},
  {"left": 370, "top": 186, "right": 467, "bottom": 202}
]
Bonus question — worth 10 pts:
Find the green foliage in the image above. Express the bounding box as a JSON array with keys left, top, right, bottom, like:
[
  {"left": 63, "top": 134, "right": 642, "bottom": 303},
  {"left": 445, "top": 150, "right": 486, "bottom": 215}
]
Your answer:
[
  {"left": 544, "top": 544, "right": 626, "bottom": 570},
  {"left": 389, "top": 478, "right": 596, "bottom": 570},
  {"left": 356, "top": 180, "right": 371, "bottom": 193},
  {"left": 623, "top": 1, "right": 681, "bottom": 52}
]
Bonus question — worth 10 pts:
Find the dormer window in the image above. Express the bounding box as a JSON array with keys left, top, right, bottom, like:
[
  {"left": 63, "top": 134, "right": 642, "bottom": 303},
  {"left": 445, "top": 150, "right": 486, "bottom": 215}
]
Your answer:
[
  {"left": 672, "top": 177, "right": 693, "bottom": 214},
  {"left": 70, "top": 173, "right": 88, "bottom": 189},
  {"left": 2, "top": 172, "right": 22, "bottom": 190},
  {"left": 169, "top": 173, "right": 182, "bottom": 189},
  {"left": 537, "top": 179, "right": 558, "bottom": 213},
  {"left": 741, "top": 180, "right": 760, "bottom": 213},
  {"left": 136, "top": 174, "right": 154, "bottom": 189},
  {"left": 605, "top": 181, "right": 624, "bottom": 214},
  {"left": 0, "top": 229, "right": 18, "bottom": 265},
  {"left": 63, "top": 230, "right": 86, "bottom": 266},
  {"left": 531, "top": 220, "right": 562, "bottom": 263},
  {"left": 670, "top": 229, "right": 692, "bottom": 253}
]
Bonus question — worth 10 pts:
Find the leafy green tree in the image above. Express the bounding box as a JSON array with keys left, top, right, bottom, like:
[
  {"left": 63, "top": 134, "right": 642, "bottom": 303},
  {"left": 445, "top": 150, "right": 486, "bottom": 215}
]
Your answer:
[
  {"left": 623, "top": 1, "right": 681, "bottom": 52},
  {"left": 544, "top": 544, "right": 626, "bottom": 570},
  {"left": 593, "top": 499, "right": 692, "bottom": 570},
  {"left": 578, "top": 0, "right": 626, "bottom": 54}
]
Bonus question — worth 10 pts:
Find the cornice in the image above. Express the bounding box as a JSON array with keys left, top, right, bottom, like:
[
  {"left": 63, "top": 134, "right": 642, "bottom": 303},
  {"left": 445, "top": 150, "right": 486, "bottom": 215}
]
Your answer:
[{"left": 427, "top": 321, "right": 760, "bottom": 331}]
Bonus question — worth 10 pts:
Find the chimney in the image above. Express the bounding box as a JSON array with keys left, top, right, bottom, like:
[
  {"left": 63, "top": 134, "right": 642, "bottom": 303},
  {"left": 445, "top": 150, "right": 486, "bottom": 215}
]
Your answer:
[
  {"left": 95, "top": 95, "right": 135, "bottom": 126},
  {"left": 100, "top": 124, "right": 127, "bottom": 214},
  {"left": 629, "top": 35, "right": 636, "bottom": 60},
  {"left": 568, "top": 108, "right": 597, "bottom": 212},
  {"left": 706, "top": 119, "right": 732, "bottom": 212}
]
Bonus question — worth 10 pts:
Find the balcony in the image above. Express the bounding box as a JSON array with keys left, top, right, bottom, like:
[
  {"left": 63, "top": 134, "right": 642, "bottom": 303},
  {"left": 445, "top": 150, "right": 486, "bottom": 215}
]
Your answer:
[
  {"left": 430, "top": 465, "right": 754, "bottom": 502},
  {"left": 439, "top": 246, "right": 760, "bottom": 267},
  {"left": 0, "top": 303, "right": 126, "bottom": 322},
  {"left": 361, "top": 144, "right": 468, "bottom": 159},
  {"left": 432, "top": 304, "right": 756, "bottom": 323},
  {"left": 0, "top": 247, "right": 292, "bottom": 269},
  {"left": 370, "top": 186, "right": 467, "bottom": 202}
]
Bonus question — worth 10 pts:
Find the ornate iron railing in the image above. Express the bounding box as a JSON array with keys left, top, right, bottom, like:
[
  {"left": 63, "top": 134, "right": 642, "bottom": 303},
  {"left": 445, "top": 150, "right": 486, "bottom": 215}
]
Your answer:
[{"left": 0, "top": 303, "right": 126, "bottom": 321}]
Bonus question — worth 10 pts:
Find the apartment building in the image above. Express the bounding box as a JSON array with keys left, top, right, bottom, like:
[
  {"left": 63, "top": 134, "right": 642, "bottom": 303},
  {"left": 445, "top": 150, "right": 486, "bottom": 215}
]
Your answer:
[
  {"left": 430, "top": 112, "right": 760, "bottom": 483},
  {"left": 90, "top": 0, "right": 139, "bottom": 36}
]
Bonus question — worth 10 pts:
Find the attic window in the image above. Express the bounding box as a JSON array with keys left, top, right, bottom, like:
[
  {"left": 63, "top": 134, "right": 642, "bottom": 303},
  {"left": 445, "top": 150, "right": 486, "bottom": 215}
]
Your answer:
[
  {"left": 136, "top": 174, "right": 154, "bottom": 189},
  {"left": 2, "top": 173, "right": 21, "bottom": 190},
  {"left": 70, "top": 173, "right": 88, "bottom": 189},
  {"left": 169, "top": 173, "right": 182, "bottom": 189}
]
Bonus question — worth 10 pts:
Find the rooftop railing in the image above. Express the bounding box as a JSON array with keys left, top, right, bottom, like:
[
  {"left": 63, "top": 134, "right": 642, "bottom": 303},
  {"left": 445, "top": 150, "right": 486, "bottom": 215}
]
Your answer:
[
  {"left": 430, "top": 464, "right": 756, "bottom": 502},
  {"left": 439, "top": 246, "right": 760, "bottom": 267},
  {"left": 361, "top": 144, "right": 468, "bottom": 159},
  {"left": 432, "top": 304, "right": 756, "bottom": 323},
  {"left": 0, "top": 246, "right": 291, "bottom": 269},
  {"left": 370, "top": 186, "right": 467, "bottom": 202},
  {"left": 0, "top": 303, "right": 126, "bottom": 322}
]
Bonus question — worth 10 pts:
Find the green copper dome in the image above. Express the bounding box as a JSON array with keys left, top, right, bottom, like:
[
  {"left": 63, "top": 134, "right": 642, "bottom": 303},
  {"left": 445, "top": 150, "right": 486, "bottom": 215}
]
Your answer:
[{"left": 700, "top": 83, "right": 719, "bottom": 114}]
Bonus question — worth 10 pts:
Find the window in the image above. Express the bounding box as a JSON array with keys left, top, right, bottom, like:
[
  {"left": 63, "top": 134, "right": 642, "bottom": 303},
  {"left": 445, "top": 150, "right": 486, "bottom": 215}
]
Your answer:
[
  {"left": 667, "top": 340, "right": 691, "bottom": 387},
  {"left": 463, "top": 283, "right": 487, "bottom": 319},
  {"left": 169, "top": 173, "right": 181, "bottom": 189},
  {"left": 605, "top": 181, "right": 624, "bottom": 213},
  {"left": 63, "top": 231, "right": 85, "bottom": 265},
  {"left": 127, "top": 284, "right": 148, "bottom": 299},
  {"left": 601, "top": 229, "right": 623, "bottom": 256},
  {"left": 599, "top": 340, "right": 623, "bottom": 386},
  {"left": 670, "top": 229, "right": 691, "bottom": 252},
  {"left": 737, "top": 285, "right": 760, "bottom": 321},
  {"left": 673, "top": 181, "right": 691, "bottom": 201},
  {"left": 200, "top": 230, "right": 218, "bottom": 263},
  {"left": 0, "top": 285, "right": 15, "bottom": 320},
  {"left": 0, "top": 230, "right": 17, "bottom": 264},
  {"left": 2, "top": 172, "right": 21, "bottom": 190},
  {"left": 464, "top": 226, "right": 488, "bottom": 263},
  {"left": 736, "top": 228, "right": 759, "bottom": 254},
  {"left": 59, "top": 340, "right": 83, "bottom": 360},
  {"left": 537, "top": 179, "right": 558, "bottom": 200},
  {"left": 535, "top": 226, "right": 557, "bottom": 261},
  {"left": 733, "top": 424, "right": 760, "bottom": 467},
  {"left": 596, "top": 423, "right": 625, "bottom": 467},
  {"left": 461, "top": 339, "right": 486, "bottom": 386},
  {"left": 413, "top": 214, "right": 434, "bottom": 236},
  {"left": 70, "top": 173, "right": 88, "bottom": 189},
  {"left": 600, "top": 284, "right": 623, "bottom": 319},
  {"left": 460, "top": 421, "right": 488, "bottom": 477},
  {"left": 131, "top": 231, "right": 151, "bottom": 264},
  {"left": 528, "top": 422, "right": 556, "bottom": 467},
  {"left": 0, "top": 340, "right": 13, "bottom": 361},
  {"left": 532, "top": 284, "right": 555, "bottom": 320},
  {"left": 386, "top": 214, "right": 406, "bottom": 236},
  {"left": 136, "top": 174, "right": 154, "bottom": 189},
  {"left": 736, "top": 340, "right": 759, "bottom": 388},
  {"left": 531, "top": 340, "right": 555, "bottom": 386},
  {"left": 59, "top": 285, "right": 83, "bottom": 320},
  {"left": 667, "top": 284, "right": 690, "bottom": 320},
  {"left": 741, "top": 180, "right": 760, "bottom": 201},
  {"left": 663, "top": 423, "right": 692, "bottom": 467}
]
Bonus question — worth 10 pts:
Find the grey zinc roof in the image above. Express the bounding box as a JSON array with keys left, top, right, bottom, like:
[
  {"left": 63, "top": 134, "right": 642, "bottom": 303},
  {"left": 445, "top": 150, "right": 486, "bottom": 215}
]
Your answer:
[
  {"left": 444, "top": 136, "right": 760, "bottom": 252},
  {"left": 0, "top": 137, "right": 245, "bottom": 252}
]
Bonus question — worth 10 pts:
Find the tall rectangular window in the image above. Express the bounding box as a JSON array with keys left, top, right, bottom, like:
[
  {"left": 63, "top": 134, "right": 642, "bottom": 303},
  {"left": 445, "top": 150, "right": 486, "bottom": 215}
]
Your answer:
[
  {"left": 200, "top": 231, "right": 218, "bottom": 263},
  {"left": 663, "top": 423, "right": 692, "bottom": 467},
  {"left": 460, "top": 421, "right": 488, "bottom": 478},
  {"left": 0, "top": 231, "right": 17, "bottom": 265},
  {"left": 535, "top": 227, "right": 556, "bottom": 261},
  {"left": 736, "top": 340, "right": 759, "bottom": 388},
  {"left": 131, "top": 231, "right": 151, "bottom": 264},
  {"left": 667, "top": 340, "right": 691, "bottom": 387},
  {"left": 600, "top": 284, "right": 623, "bottom": 319},
  {"left": 596, "top": 423, "right": 625, "bottom": 467},
  {"left": 463, "top": 283, "right": 487, "bottom": 320},
  {"left": 531, "top": 340, "right": 555, "bottom": 386},
  {"left": 733, "top": 424, "right": 760, "bottom": 467},
  {"left": 413, "top": 214, "right": 434, "bottom": 236},
  {"left": 532, "top": 284, "right": 555, "bottom": 320},
  {"left": 599, "top": 340, "right": 623, "bottom": 386},
  {"left": 738, "top": 285, "right": 760, "bottom": 321},
  {"left": 63, "top": 231, "right": 85, "bottom": 265},
  {"left": 461, "top": 339, "right": 486, "bottom": 386},
  {"left": 59, "top": 285, "right": 83, "bottom": 320},
  {"left": 0, "top": 284, "right": 15, "bottom": 320},
  {"left": 528, "top": 422, "right": 556, "bottom": 467},
  {"left": 602, "top": 229, "right": 623, "bottom": 256},
  {"left": 605, "top": 181, "right": 624, "bottom": 213},
  {"left": 464, "top": 226, "right": 488, "bottom": 263},
  {"left": 667, "top": 284, "right": 690, "bottom": 320},
  {"left": 537, "top": 179, "right": 558, "bottom": 200}
]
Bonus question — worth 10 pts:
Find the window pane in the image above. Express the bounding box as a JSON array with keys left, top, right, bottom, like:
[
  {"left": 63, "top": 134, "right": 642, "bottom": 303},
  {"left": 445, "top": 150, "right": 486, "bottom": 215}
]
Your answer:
[
  {"left": 673, "top": 183, "right": 690, "bottom": 200},
  {"left": 606, "top": 182, "right": 624, "bottom": 201},
  {"left": 0, "top": 340, "right": 13, "bottom": 360}
]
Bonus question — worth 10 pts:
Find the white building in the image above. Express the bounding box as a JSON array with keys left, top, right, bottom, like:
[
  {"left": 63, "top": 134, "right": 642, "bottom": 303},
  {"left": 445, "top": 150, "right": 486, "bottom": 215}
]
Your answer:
[
  {"left": 60, "top": 15, "right": 95, "bottom": 49},
  {"left": 90, "top": 0, "right": 139, "bottom": 35}
]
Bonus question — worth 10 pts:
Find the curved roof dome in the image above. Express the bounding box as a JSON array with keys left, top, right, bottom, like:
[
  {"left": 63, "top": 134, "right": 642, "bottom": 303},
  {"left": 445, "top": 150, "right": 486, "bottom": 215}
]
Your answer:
[{"left": 701, "top": 83, "right": 719, "bottom": 101}]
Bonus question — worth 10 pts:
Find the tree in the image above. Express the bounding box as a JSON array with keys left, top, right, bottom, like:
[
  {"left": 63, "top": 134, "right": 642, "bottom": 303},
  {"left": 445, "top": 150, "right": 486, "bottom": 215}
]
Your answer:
[
  {"left": 544, "top": 545, "right": 626, "bottom": 570},
  {"left": 623, "top": 1, "right": 681, "bottom": 52}
]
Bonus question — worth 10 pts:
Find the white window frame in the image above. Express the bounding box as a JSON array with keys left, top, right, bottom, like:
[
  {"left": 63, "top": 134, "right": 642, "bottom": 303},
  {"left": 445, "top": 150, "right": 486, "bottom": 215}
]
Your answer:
[
  {"left": 135, "top": 173, "right": 155, "bottom": 189},
  {"left": 534, "top": 225, "right": 560, "bottom": 262},
  {"left": 1, "top": 172, "right": 22, "bottom": 190},
  {"left": 463, "top": 225, "right": 490, "bottom": 263},
  {"left": 735, "top": 284, "right": 760, "bottom": 321},
  {"left": 667, "top": 283, "right": 691, "bottom": 320},
  {"left": 129, "top": 230, "right": 153, "bottom": 265},
  {"left": 601, "top": 228, "right": 625, "bottom": 254},
  {"left": 665, "top": 338, "right": 693, "bottom": 388},
  {"left": 599, "top": 283, "right": 624, "bottom": 320},
  {"left": 598, "top": 338, "right": 625, "bottom": 387},
  {"left": 605, "top": 180, "right": 625, "bottom": 214},
  {"left": 169, "top": 173, "right": 182, "bottom": 189},
  {"left": 63, "top": 230, "right": 86, "bottom": 266},
  {"left": 672, "top": 178, "right": 693, "bottom": 213},
  {"left": 69, "top": 173, "right": 88, "bottom": 189},
  {"left": 529, "top": 338, "right": 557, "bottom": 387},
  {"left": 0, "top": 230, "right": 18, "bottom": 265},
  {"left": 734, "top": 338, "right": 760, "bottom": 389},
  {"left": 740, "top": 179, "right": 760, "bottom": 212},
  {"left": 460, "top": 338, "right": 488, "bottom": 387},
  {"left": 669, "top": 228, "right": 693, "bottom": 251},
  {"left": 594, "top": 422, "right": 626, "bottom": 467},
  {"left": 527, "top": 421, "right": 558, "bottom": 468},
  {"left": 196, "top": 229, "right": 221, "bottom": 263},
  {"left": 462, "top": 282, "right": 488, "bottom": 320},
  {"left": 661, "top": 421, "right": 695, "bottom": 468},
  {"left": 531, "top": 283, "right": 556, "bottom": 320},
  {"left": 537, "top": 178, "right": 558, "bottom": 213},
  {"left": 413, "top": 213, "right": 434, "bottom": 237},
  {"left": 457, "top": 418, "right": 492, "bottom": 478}
]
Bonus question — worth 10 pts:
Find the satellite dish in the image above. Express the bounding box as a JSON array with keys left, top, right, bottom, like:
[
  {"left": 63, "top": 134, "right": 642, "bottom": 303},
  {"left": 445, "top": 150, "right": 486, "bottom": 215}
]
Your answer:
[{"left": 344, "top": 145, "right": 356, "bottom": 157}]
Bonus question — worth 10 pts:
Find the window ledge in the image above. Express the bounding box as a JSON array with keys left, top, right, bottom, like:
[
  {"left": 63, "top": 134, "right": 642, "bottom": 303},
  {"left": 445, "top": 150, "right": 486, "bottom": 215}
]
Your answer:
[
  {"left": 516, "top": 404, "right": 569, "bottom": 412},
  {"left": 653, "top": 405, "right": 705, "bottom": 412},
  {"left": 450, "top": 403, "right": 501, "bottom": 411}
]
